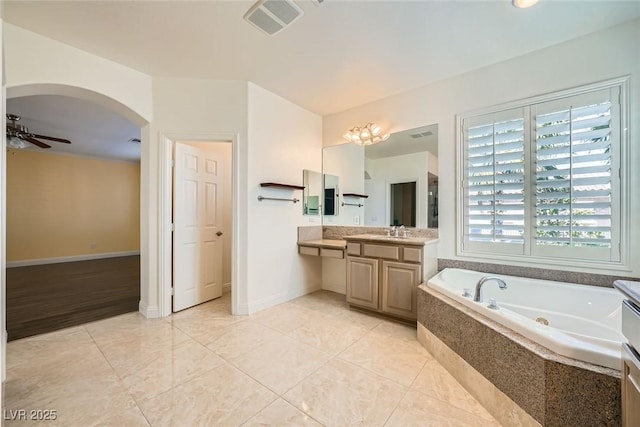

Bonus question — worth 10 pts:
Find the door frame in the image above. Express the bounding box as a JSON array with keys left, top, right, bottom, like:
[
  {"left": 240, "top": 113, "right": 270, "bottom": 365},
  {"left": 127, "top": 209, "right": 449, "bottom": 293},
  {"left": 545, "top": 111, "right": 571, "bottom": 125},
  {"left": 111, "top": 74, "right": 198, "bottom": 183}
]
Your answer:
[{"left": 159, "top": 132, "right": 239, "bottom": 317}]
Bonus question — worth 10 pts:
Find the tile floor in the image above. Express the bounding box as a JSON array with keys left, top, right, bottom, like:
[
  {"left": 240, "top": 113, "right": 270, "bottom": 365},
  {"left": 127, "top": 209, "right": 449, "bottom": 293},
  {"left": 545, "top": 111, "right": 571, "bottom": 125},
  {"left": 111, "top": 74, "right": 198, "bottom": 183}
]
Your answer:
[{"left": 2, "top": 291, "right": 501, "bottom": 426}]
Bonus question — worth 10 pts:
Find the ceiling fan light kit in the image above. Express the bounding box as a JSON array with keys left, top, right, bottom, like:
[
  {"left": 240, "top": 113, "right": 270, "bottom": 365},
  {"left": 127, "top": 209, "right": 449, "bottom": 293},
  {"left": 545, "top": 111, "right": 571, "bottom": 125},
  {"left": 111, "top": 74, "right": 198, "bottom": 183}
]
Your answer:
[{"left": 5, "top": 114, "right": 72, "bottom": 149}]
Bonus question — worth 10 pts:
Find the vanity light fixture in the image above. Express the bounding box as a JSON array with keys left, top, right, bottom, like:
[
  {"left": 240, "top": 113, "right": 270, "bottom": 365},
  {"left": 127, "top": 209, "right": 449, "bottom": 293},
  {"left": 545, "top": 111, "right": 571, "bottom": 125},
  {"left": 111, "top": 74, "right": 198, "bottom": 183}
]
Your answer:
[
  {"left": 343, "top": 122, "right": 390, "bottom": 146},
  {"left": 512, "top": 0, "right": 539, "bottom": 8}
]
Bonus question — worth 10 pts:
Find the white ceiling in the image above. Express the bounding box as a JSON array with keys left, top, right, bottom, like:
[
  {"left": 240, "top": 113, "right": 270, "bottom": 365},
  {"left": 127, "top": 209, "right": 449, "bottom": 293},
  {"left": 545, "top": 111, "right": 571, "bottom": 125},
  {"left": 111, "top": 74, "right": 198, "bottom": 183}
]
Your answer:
[
  {"left": 5, "top": 0, "right": 640, "bottom": 117},
  {"left": 3, "top": 1, "right": 639, "bottom": 161},
  {"left": 7, "top": 95, "right": 141, "bottom": 162},
  {"left": 365, "top": 123, "right": 438, "bottom": 159}
]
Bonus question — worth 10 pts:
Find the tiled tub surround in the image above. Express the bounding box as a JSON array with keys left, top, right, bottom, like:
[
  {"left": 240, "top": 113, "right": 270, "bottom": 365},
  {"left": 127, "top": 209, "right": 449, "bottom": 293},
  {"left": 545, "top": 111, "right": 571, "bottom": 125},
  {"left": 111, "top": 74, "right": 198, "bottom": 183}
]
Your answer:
[
  {"left": 439, "top": 258, "right": 637, "bottom": 288},
  {"left": 323, "top": 225, "right": 438, "bottom": 240},
  {"left": 417, "top": 285, "right": 621, "bottom": 426}
]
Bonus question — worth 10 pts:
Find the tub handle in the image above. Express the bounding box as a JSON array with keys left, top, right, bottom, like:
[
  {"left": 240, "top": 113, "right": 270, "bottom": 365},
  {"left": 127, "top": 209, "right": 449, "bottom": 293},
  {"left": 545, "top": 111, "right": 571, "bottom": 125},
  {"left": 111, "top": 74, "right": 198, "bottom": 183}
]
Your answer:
[
  {"left": 487, "top": 298, "right": 500, "bottom": 310},
  {"left": 462, "top": 288, "right": 472, "bottom": 298}
]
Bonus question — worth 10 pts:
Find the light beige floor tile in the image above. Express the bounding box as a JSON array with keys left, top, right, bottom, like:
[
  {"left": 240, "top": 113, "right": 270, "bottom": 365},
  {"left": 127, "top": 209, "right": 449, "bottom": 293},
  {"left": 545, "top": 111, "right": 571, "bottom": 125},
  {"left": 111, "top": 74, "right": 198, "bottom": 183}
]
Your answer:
[
  {"left": 411, "top": 358, "right": 496, "bottom": 422},
  {"left": 338, "top": 331, "right": 430, "bottom": 386},
  {"left": 206, "top": 321, "right": 284, "bottom": 359},
  {"left": 4, "top": 343, "right": 118, "bottom": 406},
  {"left": 291, "top": 290, "right": 349, "bottom": 316},
  {"left": 284, "top": 358, "right": 406, "bottom": 427},
  {"left": 229, "top": 335, "right": 332, "bottom": 395},
  {"left": 287, "top": 314, "right": 368, "bottom": 356},
  {"left": 372, "top": 319, "right": 419, "bottom": 341},
  {"left": 242, "top": 398, "right": 322, "bottom": 426},
  {"left": 249, "top": 303, "right": 328, "bottom": 334},
  {"left": 6, "top": 327, "right": 95, "bottom": 371},
  {"left": 117, "top": 339, "right": 226, "bottom": 402},
  {"left": 168, "top": 311, "right": 245, "bottom": 344},
  {"left": 86, "top": 312, "right": 191, "bottom": 348},
  {"left": 138, "top": 363, "right": 276, "bottom": 427},
  {"left": 327, "top": 306, "right": 384, "bottom": 330},
  {"left": 95, "top": 330, "right": 194, "bottom": 378},
  {"left": 4, "top": 351, "right": 137, "bottom": 427},
  {"left": 385, "top": 389, "right": 502, "bottom": 427},
  {"left": 93, "top": 406, "right": 151, "bottom": 427}
]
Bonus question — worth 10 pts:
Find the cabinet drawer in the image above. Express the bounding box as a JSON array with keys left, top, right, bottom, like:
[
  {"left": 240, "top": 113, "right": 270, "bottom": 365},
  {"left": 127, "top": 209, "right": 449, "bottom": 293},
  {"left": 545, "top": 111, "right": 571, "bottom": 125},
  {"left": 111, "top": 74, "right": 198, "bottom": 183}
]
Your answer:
[
  {"left": 403, "top": 247, "right": 422, "bottom": 263},
  {"left": 363, "top": 244, "right": 399, "bottom": 260},
  {"left": 298, "top": 246, "right": 319, "bottom": 256},
  {"left": 321, "top": 248, "right": 344, "bottom": 259},
  {"left": 346, "top": 242, "right": 361, "bottom": 256}
]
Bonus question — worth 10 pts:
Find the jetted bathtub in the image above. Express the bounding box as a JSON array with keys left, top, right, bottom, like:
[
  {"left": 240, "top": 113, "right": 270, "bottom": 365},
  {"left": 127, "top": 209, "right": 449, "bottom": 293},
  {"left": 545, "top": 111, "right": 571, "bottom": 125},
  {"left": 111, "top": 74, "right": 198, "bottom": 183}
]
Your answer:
[{"left": 427, "top": 268, "right": 624, "bottom": 370}]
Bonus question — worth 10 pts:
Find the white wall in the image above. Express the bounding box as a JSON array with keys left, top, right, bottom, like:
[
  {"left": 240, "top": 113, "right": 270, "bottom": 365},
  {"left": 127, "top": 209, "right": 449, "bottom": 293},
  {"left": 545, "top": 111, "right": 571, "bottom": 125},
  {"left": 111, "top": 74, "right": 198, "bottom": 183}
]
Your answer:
[
  {"left": 364, "top": 151, "right": 429, "bottom": 228},
  {"left": 4, "top": 24, "right": 152, "bottom": 125},
  {"left": 149, "top": 77, "right": 249, "bottom": 316},
  {"left": 324, "top": 19, "right": 640, "bottom": 277},
  {"left": 246, "top": 83, "right": 323, "bottom": 311},
  {"left": 322, "top": 143, "right": 364, "bottom": 226}
]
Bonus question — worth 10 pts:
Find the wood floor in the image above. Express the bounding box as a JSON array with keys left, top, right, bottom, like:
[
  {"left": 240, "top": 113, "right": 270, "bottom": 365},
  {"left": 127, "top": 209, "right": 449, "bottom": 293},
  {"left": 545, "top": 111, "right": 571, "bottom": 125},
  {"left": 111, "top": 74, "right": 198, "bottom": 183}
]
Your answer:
[{"left": 6, "top": 256, "right": 140, "bottom": 341}]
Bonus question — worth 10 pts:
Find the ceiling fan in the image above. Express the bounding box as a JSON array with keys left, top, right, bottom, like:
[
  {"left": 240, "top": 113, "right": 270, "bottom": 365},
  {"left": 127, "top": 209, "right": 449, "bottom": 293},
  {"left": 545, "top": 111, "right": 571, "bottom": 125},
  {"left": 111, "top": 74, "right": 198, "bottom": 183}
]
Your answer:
[{"left": 6, "top": 114, "right": 72, "bottom": 149}]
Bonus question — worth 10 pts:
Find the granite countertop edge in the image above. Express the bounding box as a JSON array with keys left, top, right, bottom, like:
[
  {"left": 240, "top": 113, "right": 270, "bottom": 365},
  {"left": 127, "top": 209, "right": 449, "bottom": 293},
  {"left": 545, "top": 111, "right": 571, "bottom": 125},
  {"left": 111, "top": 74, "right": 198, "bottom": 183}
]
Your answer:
[
  {"left": 343, "top": 234, "right": 438, "bottom": 246},
  {"left": 614, "top": 279, "right": 640, "bottom": 306}
]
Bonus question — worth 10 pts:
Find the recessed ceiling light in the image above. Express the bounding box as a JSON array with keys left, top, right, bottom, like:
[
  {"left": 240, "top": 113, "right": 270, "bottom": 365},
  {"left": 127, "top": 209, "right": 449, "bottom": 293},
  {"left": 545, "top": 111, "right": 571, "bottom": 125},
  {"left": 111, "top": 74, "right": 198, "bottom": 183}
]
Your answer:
[{"left": 513, "top": 0, "right": 539, "bottom": 8}]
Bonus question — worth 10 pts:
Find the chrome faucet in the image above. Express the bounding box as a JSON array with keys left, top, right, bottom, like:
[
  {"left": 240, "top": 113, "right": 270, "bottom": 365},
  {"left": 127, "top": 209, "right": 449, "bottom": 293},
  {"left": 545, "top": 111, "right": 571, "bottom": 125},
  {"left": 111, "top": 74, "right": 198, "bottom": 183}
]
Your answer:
[
  {"left": 474, "top": 276, "right": 507, "bottom": 303},
  {"left": 396, "top": 225, "right": 405, "bottom": 237}
]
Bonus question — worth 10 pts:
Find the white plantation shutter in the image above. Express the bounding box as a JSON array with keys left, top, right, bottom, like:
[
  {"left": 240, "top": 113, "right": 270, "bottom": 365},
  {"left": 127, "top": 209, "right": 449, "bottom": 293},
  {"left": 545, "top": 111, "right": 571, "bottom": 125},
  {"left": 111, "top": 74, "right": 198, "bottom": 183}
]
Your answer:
[
  {"left": 463, "top": 109, "right": 526, "bottom": 254},
  {"left": 459, "top": 80, "right": 624, "bottom": 264},
  {"left": 532, "top": 88, "right": 620, "bottom": 261}
]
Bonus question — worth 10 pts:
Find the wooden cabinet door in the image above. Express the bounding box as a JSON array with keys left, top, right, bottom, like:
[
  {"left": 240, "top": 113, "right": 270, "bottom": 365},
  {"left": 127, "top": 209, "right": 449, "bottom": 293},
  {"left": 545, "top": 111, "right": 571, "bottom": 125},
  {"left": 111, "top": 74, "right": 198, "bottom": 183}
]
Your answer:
[
  {"left": 346, "top": 257, "right": 379, "bottom": 310},
  {"left": 622, "top": 344, "right": 640, "bottom": 427},
  {"left": 381, "top": 261, "right": 421, "bottom": 320}
]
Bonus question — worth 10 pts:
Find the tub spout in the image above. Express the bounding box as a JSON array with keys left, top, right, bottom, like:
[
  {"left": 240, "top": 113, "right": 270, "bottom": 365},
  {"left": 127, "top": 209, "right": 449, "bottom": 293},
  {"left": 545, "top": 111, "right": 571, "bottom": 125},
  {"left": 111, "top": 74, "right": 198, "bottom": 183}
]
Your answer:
[{"left": 474, "top": 276, "right": 507, "bottom": 303}]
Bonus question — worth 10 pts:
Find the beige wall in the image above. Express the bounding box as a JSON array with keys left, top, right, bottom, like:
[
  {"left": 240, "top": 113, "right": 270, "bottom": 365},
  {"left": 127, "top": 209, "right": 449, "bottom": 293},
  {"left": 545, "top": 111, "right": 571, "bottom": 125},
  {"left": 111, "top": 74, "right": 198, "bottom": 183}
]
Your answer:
[{"left": 7, "top": 150, "right": 140, "bottom": 261}]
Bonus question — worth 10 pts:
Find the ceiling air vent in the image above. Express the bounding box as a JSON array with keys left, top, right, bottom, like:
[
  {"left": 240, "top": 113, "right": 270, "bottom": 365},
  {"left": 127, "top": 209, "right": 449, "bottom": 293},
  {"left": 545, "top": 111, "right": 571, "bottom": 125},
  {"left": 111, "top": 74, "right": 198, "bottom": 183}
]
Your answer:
[
  {"left": 244, "top": 0, "right": 304, "bottom": 36},
  {"left": 409, "top": 131, "right": 433, "bottom": 139}
]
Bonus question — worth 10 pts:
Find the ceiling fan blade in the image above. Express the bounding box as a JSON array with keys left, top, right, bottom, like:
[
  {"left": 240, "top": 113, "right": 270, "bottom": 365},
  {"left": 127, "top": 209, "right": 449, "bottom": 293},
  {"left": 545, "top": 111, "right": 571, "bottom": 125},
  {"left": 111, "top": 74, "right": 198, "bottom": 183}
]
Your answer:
[
  {"left": 22, "top": 136, "right": 51, "bottom": 149},
  {"left": 31, "top": 133, "right": 72, "bottom": 144}
]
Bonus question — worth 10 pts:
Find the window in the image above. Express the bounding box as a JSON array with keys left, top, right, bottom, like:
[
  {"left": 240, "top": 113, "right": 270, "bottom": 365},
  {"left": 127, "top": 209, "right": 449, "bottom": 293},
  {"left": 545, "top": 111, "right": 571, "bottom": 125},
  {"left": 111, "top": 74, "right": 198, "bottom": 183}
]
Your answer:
[{"left": 458, "top": 78, "right": 628, "bottom": 266}]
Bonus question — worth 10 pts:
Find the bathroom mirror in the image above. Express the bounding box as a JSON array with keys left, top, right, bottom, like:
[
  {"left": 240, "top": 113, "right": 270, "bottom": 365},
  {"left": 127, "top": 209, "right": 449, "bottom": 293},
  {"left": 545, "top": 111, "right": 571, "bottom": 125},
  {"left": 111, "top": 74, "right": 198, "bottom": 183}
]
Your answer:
[
  {"left": 302, "top": 169, "right": 322, "bottom": 215},
  {"left": 323, "top": 173, "right": 339, "bottom": 216},
  {"left": 322, "top": 123, "right": 438, "bottom": 227}
]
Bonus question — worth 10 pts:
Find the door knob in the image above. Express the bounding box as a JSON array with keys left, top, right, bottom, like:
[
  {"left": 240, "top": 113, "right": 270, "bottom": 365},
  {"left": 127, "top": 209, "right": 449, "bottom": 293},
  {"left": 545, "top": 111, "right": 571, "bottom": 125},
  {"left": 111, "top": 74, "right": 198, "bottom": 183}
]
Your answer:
[{"left": 216, "top": 231, "right": 224, "bottom": 236}]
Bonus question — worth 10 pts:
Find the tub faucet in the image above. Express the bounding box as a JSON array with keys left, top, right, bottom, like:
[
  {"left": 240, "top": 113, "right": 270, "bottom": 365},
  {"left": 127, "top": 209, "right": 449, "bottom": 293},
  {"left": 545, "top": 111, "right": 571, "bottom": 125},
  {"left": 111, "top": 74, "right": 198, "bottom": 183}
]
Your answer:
[{"left": 474, "top": 276, "right": 507, "bottom": 303}]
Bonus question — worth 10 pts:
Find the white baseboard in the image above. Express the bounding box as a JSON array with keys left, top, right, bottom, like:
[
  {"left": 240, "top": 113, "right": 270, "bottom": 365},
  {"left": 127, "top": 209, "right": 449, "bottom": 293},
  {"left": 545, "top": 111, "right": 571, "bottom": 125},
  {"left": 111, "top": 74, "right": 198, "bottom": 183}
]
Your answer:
[
  {"left": 243, "top": 292, "right": 286, "bottom": 314},
  {"left": 139, "top": 301, "right": 162, "bottom": 319},
  {"left": 6, "top": 251, "right": 141, "bottom": 268}
]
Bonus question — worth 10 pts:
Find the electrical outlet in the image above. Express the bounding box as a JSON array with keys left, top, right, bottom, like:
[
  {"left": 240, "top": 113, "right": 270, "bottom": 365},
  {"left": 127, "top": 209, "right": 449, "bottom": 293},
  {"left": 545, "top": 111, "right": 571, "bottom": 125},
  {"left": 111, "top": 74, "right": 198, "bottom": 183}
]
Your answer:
[{"left": 354, "top": 215, "right": 360, "bottom": 225}]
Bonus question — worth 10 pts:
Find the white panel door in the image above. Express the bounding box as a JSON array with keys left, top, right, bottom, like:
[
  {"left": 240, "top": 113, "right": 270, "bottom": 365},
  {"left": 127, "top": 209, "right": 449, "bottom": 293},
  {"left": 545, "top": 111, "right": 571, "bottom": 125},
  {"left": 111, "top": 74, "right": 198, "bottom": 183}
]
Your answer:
[{"left": 173, "top": 142, "right": 223, "bottom": 312}]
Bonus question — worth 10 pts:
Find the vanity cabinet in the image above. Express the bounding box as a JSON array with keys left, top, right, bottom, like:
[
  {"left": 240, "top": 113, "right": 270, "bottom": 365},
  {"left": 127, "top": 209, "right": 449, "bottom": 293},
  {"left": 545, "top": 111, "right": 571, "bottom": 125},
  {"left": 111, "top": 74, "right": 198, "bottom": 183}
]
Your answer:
[
  {"left": 344, "top": 235, "right": 437, "bottom": 321},
  {"left": 346, "top": 257, "right": 378, "bottom": 310},
  {"left": 622, "top": 344, "right": 640, "bottom": 427},
  {"left": 381, "top": 261, "right": 421, "bottom": 319}
]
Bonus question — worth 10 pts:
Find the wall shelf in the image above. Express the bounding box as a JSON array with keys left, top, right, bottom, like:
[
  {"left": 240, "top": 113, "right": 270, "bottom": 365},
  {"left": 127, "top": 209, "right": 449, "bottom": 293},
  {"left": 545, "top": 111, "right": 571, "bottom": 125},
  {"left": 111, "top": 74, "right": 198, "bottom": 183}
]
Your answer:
[
  {"left": 343, "top": 193, "right": 369, "bottom": 199},
  {"left": 260, "top": 182, "right": 305, "bottom": 190}
]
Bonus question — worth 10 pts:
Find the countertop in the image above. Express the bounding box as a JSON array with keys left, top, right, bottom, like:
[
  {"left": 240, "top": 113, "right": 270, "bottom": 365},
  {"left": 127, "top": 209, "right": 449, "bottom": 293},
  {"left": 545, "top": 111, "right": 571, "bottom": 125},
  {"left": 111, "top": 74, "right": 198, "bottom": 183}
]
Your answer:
[
  {"left": 297, "top": 239, "right": 346, "bottom": 250},
  {"left": 614, "top": 280, "right": 640, "bottom": 306},
  {"left": 343, "top": 233, "right": 438, "bottom": 246}
]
